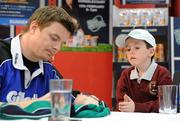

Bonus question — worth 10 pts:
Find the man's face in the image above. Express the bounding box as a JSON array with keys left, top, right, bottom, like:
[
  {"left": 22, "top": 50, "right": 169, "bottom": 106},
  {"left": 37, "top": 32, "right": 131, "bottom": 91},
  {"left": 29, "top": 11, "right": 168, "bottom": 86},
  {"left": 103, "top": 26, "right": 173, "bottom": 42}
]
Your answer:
[{"left": 29, "top": 22, "right": 70, "bottom": 61}]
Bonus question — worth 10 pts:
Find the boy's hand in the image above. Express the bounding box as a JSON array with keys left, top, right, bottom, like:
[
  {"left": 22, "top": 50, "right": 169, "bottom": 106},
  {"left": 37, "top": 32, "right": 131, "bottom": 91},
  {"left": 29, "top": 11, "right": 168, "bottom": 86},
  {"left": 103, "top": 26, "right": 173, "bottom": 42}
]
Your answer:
[{"left": 118, "top": 94, "right": 135, "bottom": 112}]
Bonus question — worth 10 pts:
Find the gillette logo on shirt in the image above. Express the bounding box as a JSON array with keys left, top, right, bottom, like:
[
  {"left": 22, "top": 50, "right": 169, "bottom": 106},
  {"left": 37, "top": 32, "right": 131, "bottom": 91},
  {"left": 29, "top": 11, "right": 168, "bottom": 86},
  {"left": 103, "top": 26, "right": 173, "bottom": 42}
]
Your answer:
[{"left": 6, "top": 91, "right": 38, "bottom": 102}]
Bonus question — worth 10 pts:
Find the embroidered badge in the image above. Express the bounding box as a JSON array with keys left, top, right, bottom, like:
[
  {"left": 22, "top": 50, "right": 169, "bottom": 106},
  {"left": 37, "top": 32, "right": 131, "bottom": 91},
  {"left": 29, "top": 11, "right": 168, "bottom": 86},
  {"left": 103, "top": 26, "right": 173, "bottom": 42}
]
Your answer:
[{"left": 149, "top": 81, "right": 158, "bottom": 95}]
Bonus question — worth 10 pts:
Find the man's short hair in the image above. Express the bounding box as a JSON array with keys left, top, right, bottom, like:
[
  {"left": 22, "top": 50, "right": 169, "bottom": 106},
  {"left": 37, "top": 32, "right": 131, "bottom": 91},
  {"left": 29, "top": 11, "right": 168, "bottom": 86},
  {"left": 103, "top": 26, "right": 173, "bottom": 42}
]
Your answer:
[{"left": 23, "top": 6, "right": 78, "bottom": 35}]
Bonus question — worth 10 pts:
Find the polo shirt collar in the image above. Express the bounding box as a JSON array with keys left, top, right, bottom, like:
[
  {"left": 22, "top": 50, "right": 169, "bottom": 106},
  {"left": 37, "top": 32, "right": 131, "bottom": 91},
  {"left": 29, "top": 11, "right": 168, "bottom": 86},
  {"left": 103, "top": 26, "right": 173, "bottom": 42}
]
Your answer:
[
  {"left": 11, "top": 35, "right": 44, "bottom": 89},
  {"left": 130, "top": 60, "right": 158, "bottom": 81},
  {"left": 11, "top": 35, "right": 26, "bottom": 70}
]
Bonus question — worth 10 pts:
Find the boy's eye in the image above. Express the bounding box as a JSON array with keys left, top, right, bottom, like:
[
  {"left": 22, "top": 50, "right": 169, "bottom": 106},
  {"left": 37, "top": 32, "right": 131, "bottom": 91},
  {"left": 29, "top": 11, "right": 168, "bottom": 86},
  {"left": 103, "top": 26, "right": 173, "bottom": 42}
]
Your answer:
[
  {"left": 127, "top": 48, "right": 131, "bottom": 51},
  {"left": 135, "top": 47, "right": 140, "bottom": 49}
]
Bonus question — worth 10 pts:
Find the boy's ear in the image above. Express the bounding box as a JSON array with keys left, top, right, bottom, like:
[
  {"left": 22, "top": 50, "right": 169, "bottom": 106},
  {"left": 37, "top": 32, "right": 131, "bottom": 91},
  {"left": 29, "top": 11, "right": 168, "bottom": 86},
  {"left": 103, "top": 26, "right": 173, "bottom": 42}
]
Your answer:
[{"left": 149, "top": 48, "right": 155, "bottom": 57}]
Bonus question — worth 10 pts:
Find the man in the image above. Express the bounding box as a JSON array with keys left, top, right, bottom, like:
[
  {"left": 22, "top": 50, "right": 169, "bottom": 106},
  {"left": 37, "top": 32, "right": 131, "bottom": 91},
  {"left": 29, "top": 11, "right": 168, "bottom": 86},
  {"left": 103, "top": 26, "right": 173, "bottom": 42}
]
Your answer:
[{"left": 0, "top": 6, "right": 77, "bottom": 106}]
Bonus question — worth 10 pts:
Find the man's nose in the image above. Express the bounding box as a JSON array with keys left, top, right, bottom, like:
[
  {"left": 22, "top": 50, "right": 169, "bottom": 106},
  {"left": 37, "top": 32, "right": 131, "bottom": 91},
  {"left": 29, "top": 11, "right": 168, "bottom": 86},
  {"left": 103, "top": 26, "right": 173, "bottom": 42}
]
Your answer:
[{"left": 53, "top": 43, "right": 60, "bottom": 53}]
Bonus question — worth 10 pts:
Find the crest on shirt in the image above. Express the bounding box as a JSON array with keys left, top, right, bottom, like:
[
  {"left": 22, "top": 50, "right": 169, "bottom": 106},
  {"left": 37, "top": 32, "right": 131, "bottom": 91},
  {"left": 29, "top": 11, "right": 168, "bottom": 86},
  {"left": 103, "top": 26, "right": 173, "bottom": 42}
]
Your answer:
[{"left": 149, "top": 81, "right": 158, "bottom": 95}]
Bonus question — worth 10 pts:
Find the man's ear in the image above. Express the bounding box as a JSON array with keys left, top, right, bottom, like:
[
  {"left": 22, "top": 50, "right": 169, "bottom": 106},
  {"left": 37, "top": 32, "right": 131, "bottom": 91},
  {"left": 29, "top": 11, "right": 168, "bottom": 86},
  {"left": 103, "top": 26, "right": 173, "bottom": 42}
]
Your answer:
[{"left": 29, "top": 21, "right": 39, "bottom": 33}]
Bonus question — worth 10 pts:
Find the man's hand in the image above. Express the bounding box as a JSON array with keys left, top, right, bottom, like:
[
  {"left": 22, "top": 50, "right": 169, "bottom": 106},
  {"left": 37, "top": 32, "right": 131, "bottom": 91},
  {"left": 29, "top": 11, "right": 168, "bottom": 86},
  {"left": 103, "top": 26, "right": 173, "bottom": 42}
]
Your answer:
[
  {"left": 39, "top": 93, "right": 51, "bottom": 101},
  {"left": 118, "top": 94, "right": 135, "bottom": 112}
]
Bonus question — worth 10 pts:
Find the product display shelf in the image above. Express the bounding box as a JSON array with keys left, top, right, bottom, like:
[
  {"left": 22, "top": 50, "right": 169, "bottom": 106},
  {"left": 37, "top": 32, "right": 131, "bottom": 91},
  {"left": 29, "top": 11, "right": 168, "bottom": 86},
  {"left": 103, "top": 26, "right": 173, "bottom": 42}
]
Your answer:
[
  {"left": 52, "top": 44, "right": 113, "bottom": 109},
  {"left": 112, "top": 17, "right": 170, "bottom": 110}
]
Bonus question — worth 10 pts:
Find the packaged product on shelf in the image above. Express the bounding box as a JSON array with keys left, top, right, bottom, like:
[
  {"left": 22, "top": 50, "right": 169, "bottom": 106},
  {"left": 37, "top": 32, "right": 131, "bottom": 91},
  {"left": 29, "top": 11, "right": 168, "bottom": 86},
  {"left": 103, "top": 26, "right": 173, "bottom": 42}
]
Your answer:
[
  {"left": 154, "top": 46, "right": 158, "bottom": 62},
  {"left": 122, "top": 48, "right": 128, "bottom": 62},
  {"left": 152, "top": 8, "right": 166, "bottom": 26},
  {"left": 158, "top": 43, "right": 165, "bottom": 62},
  {"left": 83, "top": 35, "right": 91, "bottom": 47},
  {"left": 83, "top": 35, "right": 98, "bottom": 47},
  {"left": 65, "top": 29, "right": 85, "bottom": 47},
  {"left": 113, "top": 5, "right": 120, "bottom": 26},
  {"left": 76, "top": 29, "right": 85, "bottom": 47},
  {"left": 117, "top": 8, "right": 168, "bottom": 27},
  {"left": 119, "top": 9, "right": 130, "bottom": 26},
  {"left": 155, "top": 43, "right": 165, "bottom": 62},
  {"left": 65, "top": 36, "right": 75, "bottom": 47},
  {"left": 129, "top": 9, "right": 141, "bottom": 26},
  {"left": 140, "top": 9, "right": 152, "bottom": 26},
  {"left": 118, "top": 47, "right": 124, "bottom": 62},
  {"left": 89, "top": 36, "right": 98, "bottom": 47},
  {"left": 117, "top": 47, "right": 128, "bottom": 62}
]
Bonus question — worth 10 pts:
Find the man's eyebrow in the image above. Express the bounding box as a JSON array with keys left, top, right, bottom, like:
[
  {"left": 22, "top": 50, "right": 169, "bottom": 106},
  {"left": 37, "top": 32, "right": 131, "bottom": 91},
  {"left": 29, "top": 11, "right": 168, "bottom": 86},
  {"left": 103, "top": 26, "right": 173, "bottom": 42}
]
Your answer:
[{"left": 50, "top": 33, "right": 61, "bottom": 40}]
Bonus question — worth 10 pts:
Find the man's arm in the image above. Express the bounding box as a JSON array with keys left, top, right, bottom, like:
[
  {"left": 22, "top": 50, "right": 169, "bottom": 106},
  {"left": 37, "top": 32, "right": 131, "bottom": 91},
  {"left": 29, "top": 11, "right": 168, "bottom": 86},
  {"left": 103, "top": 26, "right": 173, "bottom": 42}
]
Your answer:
[{"left": 0, "top": 93, "right": 51, "bottom": 108}]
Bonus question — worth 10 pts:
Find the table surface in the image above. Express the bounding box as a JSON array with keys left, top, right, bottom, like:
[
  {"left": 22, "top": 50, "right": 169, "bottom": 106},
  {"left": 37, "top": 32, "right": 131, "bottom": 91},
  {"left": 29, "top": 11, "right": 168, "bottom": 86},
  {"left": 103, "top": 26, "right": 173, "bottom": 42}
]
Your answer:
[{"left": 2, "top": 112, "right": 179, "bottom": 121}]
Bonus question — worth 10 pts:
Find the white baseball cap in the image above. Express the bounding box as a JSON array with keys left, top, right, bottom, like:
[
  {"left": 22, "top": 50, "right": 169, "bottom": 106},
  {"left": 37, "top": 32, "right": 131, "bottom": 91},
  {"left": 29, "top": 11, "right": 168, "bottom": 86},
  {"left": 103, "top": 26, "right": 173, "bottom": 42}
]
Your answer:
[{"left": 115, "top": 29, "right": 156, "bottom": 48}]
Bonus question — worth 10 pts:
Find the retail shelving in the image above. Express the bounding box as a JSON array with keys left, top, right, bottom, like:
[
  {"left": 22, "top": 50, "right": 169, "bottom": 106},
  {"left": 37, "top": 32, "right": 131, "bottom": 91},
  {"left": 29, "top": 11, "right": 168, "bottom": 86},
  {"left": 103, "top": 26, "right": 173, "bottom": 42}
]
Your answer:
[{"left": 112, "top": 1, "right": 171, "bottom": 110}]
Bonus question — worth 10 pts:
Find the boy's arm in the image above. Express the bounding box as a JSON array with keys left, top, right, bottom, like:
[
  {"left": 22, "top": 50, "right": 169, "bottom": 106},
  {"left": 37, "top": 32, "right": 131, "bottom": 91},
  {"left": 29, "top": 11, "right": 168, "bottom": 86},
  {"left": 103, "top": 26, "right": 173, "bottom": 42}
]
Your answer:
[
  {"left": 116, "top": 70, "right": 128, "bottom": 110},
  {"left": 134, "top": 100, "right": 159, "bottom": 112},
  {"left": 134, "top": 68, "right": 173, "bottom": 112}
]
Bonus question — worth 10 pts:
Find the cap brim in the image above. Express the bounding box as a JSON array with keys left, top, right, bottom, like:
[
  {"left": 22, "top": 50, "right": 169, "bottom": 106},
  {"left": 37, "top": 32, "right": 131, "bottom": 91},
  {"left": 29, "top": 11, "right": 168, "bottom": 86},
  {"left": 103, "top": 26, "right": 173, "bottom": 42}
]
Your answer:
[{"left": 115, "top": 34, "right": 129, "bottom": 48}]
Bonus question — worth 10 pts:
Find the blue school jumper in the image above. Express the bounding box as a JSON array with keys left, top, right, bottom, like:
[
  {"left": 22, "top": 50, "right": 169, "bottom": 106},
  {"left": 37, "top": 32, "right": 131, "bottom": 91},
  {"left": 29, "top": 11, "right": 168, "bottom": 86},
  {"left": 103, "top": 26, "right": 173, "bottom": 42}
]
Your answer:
[{"left": 0, "top": 35, "right": 63, "bottom": 102}]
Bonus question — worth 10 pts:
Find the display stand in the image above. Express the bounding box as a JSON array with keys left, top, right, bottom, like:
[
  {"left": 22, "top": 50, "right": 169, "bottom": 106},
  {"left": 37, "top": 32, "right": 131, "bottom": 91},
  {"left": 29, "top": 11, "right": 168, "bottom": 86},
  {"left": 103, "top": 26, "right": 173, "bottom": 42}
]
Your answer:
[
  {"left": 112, "top": 1, "right": 170, "bottom": 110},
  {"left": 53, "top": 51, "right": 113, "bottom": 108}
]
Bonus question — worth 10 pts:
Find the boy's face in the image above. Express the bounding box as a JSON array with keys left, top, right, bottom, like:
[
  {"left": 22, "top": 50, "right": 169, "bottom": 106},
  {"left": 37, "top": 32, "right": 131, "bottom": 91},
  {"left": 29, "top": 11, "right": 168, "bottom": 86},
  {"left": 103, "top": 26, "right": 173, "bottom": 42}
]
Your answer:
[
  {"left": 125, "top": 37, "right": 155, "bottom": 67},
  {"left": 28, "top": 21, "right": 70, "bottom": 62}
]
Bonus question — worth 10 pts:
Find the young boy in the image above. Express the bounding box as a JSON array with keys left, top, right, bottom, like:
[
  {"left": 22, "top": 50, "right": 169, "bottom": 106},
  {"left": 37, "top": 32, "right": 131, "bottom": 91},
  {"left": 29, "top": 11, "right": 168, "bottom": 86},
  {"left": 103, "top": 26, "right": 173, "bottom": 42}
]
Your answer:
[{"left": 115, "top": 29, "right": 172, "bottom": 112}]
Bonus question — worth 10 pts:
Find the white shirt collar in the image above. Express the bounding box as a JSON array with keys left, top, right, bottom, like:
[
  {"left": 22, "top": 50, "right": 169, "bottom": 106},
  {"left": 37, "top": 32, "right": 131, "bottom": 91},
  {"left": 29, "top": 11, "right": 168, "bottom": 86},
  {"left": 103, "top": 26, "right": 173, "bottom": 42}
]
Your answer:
[
  {"left": 11, "top": 35, "right": 44, "bottom": 88},
  {"left": 11, "top": 35, "right": 26, "bottom": 70},
  {"left": 130, "top": 60, "right": 158, "bottom": 82}
]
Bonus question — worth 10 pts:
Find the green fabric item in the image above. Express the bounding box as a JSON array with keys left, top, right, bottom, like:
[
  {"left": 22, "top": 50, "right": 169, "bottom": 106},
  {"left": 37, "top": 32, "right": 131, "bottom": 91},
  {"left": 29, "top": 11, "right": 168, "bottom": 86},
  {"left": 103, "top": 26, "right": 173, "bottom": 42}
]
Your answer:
[
  {"left": 73, "top": 101, "right": 110, "bottom": 118},
  {"left": 0, "top": 101, "right": 51, "bottom": 120},
  {"left": 24, "top": 100, "right": 51, "bottom": 113},
  {"left": 0, "top": 100, "right": 110, "bottom": 120},
  {"left": 0, "top": 114, "right": 48, "bottom": 120}
]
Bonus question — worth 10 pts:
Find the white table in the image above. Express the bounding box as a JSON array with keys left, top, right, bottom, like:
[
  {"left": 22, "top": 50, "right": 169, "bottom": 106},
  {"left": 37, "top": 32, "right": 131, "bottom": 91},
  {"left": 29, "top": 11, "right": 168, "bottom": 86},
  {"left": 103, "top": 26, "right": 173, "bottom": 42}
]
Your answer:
[{"left": 1, "top": 112, "right": 180, "bottom": 121}]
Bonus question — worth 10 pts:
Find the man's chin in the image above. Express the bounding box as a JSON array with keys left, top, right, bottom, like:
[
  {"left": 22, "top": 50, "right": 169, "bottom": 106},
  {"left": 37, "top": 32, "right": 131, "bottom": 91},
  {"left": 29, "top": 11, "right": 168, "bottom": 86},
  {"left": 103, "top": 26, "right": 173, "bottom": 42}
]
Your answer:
[
  {"left": 42, "top": 55, "right": 54, "bottom": 62},
  {"left": 47, "top": 57, "right": 54, "bottom": 62},
  {"left": 41, "top": 57, "right": 51, "bottom": 61}
]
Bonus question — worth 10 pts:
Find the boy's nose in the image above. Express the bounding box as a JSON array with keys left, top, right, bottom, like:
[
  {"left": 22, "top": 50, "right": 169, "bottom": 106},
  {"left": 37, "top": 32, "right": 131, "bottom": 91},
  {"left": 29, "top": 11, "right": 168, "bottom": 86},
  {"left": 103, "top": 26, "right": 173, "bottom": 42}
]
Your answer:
[{"left": 129, "top": 50, "right": 134, "bottom": 54}]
